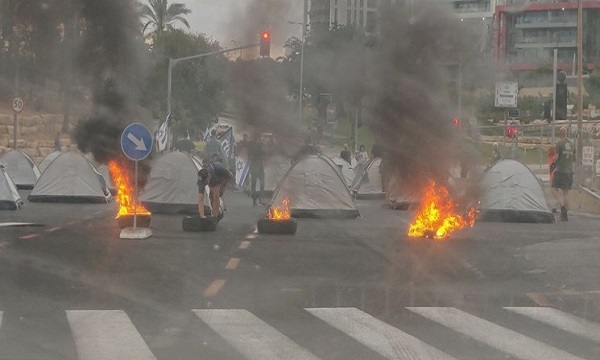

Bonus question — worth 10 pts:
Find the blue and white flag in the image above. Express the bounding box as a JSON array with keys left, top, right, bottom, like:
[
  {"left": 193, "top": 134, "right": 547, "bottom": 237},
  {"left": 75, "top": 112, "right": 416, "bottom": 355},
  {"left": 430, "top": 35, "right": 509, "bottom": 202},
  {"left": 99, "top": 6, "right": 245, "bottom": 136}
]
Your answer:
[
  {"left": 235, "top": 154, "right": 250, "bottom": 189},
  {"left": 155, "top": 113, "right": 170, "bottom": 152},
  {"left": 203, "top": 123, "right": 218, "bottom": 142},
  {"left": 219, "top": 127, "right": 235, "bottom": 160}
]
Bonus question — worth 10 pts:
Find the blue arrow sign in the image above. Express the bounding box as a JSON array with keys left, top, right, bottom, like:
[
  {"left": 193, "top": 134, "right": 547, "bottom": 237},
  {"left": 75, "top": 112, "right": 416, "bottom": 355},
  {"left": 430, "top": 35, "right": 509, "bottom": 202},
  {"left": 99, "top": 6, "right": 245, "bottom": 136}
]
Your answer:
[{"left": 121, "top": 123, "right": 153, "bottom": 161}]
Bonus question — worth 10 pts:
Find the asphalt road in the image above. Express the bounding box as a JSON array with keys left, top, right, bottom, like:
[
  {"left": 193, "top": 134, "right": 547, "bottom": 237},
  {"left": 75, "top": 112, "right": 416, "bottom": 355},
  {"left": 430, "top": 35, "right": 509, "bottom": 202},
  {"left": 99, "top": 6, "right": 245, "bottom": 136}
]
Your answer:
[{"left": 0, "top": 190, "right": 599, "bottom": 359}]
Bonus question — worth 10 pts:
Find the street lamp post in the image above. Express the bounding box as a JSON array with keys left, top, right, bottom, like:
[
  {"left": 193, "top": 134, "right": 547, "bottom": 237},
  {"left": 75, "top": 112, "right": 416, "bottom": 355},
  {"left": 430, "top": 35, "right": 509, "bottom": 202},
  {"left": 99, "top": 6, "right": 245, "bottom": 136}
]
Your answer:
[{"left": 289, "top": 21, "right": 306, "bottom": 125}]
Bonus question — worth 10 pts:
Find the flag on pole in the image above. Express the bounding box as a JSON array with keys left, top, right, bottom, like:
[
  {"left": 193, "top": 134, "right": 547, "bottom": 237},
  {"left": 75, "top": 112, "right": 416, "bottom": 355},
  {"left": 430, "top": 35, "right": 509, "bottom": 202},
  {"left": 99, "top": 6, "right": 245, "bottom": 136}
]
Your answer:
[
  {"left": 218, "top": 127, "right": 235, "bottom": 160},
  {"left": 156, "top": 113, "right": 170, "bottom": 152}
]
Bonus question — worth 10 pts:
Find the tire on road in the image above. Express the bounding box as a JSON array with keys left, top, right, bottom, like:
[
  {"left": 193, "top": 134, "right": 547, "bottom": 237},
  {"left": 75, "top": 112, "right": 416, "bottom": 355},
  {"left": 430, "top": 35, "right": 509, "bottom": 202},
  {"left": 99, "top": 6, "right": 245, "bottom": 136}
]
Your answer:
[
  {"left": 182, "top": 216, "right": 218, "bottom": 232},
  {"left": 257, "top": 218, "right": 297, "bottom": 234}
]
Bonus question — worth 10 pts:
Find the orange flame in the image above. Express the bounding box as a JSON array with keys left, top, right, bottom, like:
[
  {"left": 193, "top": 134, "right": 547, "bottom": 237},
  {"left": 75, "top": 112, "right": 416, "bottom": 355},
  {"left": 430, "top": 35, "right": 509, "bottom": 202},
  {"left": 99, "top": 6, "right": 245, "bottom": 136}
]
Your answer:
[
  {"left": 408, "top": 181, "right": 476, "bottom": 239},
  {"left": 268, "top": 197, "right": 291, "bottom": 220},
  {"left": 108, "top": 160, "right": 150, "bottom": 218}
]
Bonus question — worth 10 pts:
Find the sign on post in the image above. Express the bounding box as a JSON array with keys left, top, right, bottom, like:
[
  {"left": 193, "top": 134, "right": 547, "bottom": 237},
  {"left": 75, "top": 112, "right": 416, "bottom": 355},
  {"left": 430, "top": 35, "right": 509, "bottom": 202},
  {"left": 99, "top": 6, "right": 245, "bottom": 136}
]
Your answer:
[
  {"left": 495, "top": 82, "right": 518, "bottom": 108},
  {"left": 582, "top": 146, "right": 594, "bottom": 166},
  {"left": 121, "top": 123, "right": 153, "bottom": 161},
  {"left": 11, "top": 96, "right": 24, "bottom": 113},
  {"left": 596, "top": 159, "right": 600, "bottom": 176}
]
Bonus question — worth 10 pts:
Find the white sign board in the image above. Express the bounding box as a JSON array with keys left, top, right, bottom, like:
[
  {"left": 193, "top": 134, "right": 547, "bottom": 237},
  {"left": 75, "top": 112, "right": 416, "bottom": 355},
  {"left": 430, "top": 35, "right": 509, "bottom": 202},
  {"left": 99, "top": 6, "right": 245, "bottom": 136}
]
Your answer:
[
  {"left": 582, "top": 146, "right": 594, "bottom": 166},
  {"left": 596, "top": 159, "right": 600, "bottom": 175},
  {"left": 11, "top": 96, "right": 24, "bottom": 113},
  {"left": 495, "top": 82, "right": 518, "bottom": 108}
]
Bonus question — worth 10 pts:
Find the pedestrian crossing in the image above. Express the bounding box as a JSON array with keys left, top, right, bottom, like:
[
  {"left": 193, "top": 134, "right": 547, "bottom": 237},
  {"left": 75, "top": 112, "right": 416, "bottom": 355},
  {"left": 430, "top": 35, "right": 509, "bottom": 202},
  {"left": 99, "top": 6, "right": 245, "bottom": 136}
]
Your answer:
[{"left": 0, "top": 307, "right": 598, "bottom": 360}]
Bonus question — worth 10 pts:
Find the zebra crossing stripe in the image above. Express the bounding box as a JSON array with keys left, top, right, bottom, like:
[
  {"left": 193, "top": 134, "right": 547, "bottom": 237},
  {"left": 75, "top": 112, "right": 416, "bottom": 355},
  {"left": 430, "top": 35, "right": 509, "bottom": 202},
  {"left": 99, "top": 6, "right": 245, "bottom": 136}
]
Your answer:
[
  {"left": 407, "top": 307, "right": 586, "bottom": 360},
  {"left": 504, "top": 307, "right": 600, "bottom": 344},
  {"left": 193, "top": 309, "right": 321, "bottom": 360},
  {"left": 66, "top": 310, "right": 156, "bottom": 360},
  {"left": 307, "top": 307, "right": 456, "bottom": 360}
]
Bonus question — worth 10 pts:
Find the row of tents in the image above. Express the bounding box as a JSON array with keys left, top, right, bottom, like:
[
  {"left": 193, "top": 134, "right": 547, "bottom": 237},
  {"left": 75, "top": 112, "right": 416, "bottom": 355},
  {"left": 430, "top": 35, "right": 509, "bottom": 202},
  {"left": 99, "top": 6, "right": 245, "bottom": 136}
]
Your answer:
[{"left": 0, "top": 148, "right": 556, "bottom": 223}]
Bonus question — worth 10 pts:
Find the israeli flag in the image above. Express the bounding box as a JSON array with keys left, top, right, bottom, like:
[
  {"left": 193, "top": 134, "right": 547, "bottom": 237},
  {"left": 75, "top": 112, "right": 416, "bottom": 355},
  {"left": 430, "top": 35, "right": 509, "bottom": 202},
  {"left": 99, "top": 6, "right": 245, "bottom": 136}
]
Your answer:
[
  {"left": 235, "top": 155, "right": 249, "bottom": 189},
  {"left": 155, "top": 113, "right": 170, "bottom": 152},
  {"left": 219, "top": 127, "right": 235, "bottom": 160}
]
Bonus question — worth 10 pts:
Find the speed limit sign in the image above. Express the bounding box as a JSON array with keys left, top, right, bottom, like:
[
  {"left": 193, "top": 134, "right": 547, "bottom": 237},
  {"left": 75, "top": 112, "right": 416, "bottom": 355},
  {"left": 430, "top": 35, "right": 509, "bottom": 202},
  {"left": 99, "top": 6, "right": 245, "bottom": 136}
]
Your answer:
[{"left": 11, "top": 96, "right": 24, "bottom": 113}]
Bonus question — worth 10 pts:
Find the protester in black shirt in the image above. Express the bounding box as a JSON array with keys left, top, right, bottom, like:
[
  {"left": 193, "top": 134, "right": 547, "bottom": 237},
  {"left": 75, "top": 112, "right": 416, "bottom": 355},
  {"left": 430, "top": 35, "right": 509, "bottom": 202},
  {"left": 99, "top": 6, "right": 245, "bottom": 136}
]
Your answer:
[{"left": 197, "top": 162, "right": 233, "bottom": 218}]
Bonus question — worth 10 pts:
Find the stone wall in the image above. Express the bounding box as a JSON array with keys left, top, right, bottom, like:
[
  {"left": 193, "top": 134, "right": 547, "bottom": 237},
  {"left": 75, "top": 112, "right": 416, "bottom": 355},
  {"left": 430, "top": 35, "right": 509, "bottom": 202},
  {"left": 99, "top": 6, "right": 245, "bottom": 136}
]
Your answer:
[{"left": 0, "top": 113, "right": 73, "bottom": 164}]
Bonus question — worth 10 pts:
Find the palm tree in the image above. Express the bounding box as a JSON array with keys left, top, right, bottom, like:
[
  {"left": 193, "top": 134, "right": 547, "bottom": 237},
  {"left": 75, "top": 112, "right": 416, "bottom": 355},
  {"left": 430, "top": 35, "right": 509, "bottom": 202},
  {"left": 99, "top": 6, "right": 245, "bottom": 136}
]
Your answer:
[{"left": 140, "top": 0, "right": 191, "bottom": 40}]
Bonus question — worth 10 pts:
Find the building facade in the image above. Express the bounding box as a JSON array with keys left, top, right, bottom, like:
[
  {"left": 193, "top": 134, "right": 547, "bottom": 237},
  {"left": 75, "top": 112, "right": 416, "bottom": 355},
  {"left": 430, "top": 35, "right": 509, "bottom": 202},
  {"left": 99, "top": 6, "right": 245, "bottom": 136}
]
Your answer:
[{"left": 494, "top": 0, "right": 600, "bottom": 71}]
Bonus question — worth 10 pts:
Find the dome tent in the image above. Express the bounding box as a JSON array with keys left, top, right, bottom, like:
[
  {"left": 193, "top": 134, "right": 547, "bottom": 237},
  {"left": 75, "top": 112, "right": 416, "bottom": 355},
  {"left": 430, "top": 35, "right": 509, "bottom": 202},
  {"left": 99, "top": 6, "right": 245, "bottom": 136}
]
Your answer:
[
  {"left": 350, "top": 157, "right": 385, "bottom": 199},
  {"left": 38, "top": 151, "right": 62, "bottom": 173},
  {"left": 479, "top": 159, "right": 554, "bottom": 223},
  {"left": 0, "top": 164, "right": 22, "bottom": 210},
  {"left": 28, "top": 152, "right": 111, "bottom": 203},
  {"left": 270, "top": 155, "right": 359, "bottom": 218},
  {"left": 0, "top": 149, "right": 41, "bottom": 189},
  {"left": 140, "top": 151, "right": 220, "bottom": 214}
]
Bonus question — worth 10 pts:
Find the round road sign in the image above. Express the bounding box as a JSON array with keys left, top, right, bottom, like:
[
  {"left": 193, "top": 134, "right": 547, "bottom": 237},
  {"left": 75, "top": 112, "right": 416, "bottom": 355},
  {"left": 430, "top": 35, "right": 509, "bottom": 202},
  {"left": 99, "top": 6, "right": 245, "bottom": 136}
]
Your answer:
[
  {"left": 11, "top": 97, "right": 24, "bottom": 113},
  {"left": 121, "top": 123, "right": 153, "bottom": 161}
]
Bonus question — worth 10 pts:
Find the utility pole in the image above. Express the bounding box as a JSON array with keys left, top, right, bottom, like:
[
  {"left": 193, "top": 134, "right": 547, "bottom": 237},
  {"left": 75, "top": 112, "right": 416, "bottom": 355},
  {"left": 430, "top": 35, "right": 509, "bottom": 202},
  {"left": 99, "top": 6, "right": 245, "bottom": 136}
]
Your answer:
[
  {"left": 576, "top": 0, "right": 584, "bottom": 158},
  {"left": 552, "top": 48, "right": 557, "bottom": 144}
]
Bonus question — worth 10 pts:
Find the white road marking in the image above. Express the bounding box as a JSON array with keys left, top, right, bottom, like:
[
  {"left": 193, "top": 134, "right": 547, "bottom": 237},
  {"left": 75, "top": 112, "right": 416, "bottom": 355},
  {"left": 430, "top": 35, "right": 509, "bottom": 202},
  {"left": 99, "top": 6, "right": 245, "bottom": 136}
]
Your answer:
[
  {"left": 239, "top": 241, "right": 251, "bottom": 249},
  {"left": 307, "top": 307, "right": 455, "bottom": 360},
  {"left": 505, "top": 307, "right": 600, "bottom": 343},
  {"left": 407, "top": 307, "right": 585, "bottom": 360},
  {"left": 194, "top": 309, "right": 320, "bottom": 360},
  {"left": 246, "top": 234, "right": 257, "bottom": 239},
  {"left": 66, "top": 310, "right": 156, "bottom": 360}
]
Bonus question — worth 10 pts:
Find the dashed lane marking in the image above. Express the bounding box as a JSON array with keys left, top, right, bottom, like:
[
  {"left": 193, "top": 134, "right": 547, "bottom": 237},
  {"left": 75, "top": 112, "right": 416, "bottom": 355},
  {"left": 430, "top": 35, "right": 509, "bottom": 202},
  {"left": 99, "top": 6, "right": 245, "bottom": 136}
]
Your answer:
[
  {"left": 45, "top": 226, "right": 61, "bottom": 232},
  {"left": 226, "top": 258, "right": 240, "bottom": 270},
  {"left": 239, "top": 241, "right": 251, "bottom": 250},
  {"left": 19, "top": 233, "right": 39, "bottom": 239},
  {"left": 203, "top": 279, "right": 226, "bottom": 298},
  {"left": 246, "top": 234, "right": 257, "bottom": 239},
  {"left": 527, "top": 293, "right": 553, "bottom": 307}
]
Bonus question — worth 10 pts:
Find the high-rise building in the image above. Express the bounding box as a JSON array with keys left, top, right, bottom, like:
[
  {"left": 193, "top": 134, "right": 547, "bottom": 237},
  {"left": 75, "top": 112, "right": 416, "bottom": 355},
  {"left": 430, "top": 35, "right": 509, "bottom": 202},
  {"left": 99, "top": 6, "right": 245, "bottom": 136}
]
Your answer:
[{"left": 494, "top": 0, "right": 600, "bottom": 71}]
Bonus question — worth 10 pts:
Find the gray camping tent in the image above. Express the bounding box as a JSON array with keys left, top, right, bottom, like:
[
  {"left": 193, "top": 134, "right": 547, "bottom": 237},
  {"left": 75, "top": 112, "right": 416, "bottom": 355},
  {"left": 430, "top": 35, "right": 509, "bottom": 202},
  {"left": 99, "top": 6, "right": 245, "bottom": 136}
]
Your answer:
[
  {"left": 270, "top": 155, "right": 359, "bottom": 218},
  {"left": 29, "top": 152, "right": 111, "bottom": 203},
  {"left": 331, "top": 156, "right": 356, "bottom": 187},
  {"left": 350, "top": 157, "right": 385, "bottom": 199},
  {"left": 263, "top": 154, "right": 291, "bottom": 196},
  {"left": 0, "top": 164, "right": 22, "bottom": 210},
  {"left": 479, "top": 159, "right": 554, "bottom": 223},
  {"left": 0, "top": 149, "right": 41, "bottom": 189},
  {"left": 140, "top": 151, "right": 222, "bottom": 214},
  {"left": 38, "top": 151, "right": 62, "bottom": 173}
]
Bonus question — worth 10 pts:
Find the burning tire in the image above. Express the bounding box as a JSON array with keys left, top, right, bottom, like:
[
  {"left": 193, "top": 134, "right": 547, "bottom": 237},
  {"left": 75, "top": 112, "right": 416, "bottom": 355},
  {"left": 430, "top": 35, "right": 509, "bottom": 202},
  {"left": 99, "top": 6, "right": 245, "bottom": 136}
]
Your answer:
[
  {"left": 257, "top": 218, "right": 297, "bottom": 234},
  {"left": 117, "top": 214, "right": 151, "bottom": 229},
  {"left": 182, "top": 216, "right": 218, "bottom": 232}
]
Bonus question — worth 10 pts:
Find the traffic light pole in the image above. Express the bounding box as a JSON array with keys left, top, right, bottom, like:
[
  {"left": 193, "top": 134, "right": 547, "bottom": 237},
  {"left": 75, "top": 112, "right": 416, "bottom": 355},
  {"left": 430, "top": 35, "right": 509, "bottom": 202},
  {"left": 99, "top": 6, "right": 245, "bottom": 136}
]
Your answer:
[
  {"left": 166, "top": 43, "right": 259, "bottom": 117},
  {"left": 552, "top": 48, "right": 557, "bottom": 144}
]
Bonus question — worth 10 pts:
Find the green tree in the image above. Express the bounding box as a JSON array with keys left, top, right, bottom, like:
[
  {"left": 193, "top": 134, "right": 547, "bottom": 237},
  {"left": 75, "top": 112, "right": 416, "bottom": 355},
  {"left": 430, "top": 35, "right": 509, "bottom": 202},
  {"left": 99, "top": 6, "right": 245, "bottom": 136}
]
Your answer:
[
  {"left": 140, "top": 0, "right": 190, "bottom": 42},
  {"left": 141, "top": 29, "right": 227, "bottom": 138}
]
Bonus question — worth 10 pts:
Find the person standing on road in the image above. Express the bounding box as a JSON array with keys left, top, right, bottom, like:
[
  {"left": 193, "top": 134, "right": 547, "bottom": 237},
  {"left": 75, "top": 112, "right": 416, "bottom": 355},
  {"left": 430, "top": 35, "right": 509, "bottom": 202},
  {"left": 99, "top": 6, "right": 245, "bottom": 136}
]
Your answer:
[
  {"left": 197, "top": 162, "right": 233, "bottom": 218},
  {"left": 356, "top": 145, "right": 368, "bottom": 165},
  {"left": 340, "top": 144, "right": 352, "bottom": 165},
  {"left": 547, "top": 145, "right": 559, "bottom": 213},
  {"left": 54, "top": 132, "right": 61, "bottom": 151},
  {"left": 204, "top": 129, "right": 227, "bottom": 164},
  {"left": 247, "top": 134, "right": 265, "bottom": 206},
  {"left": 551, "top": 127, "right": 575, "bottom": 221},
  {"left": 491, "top": 142, "right": 502, "bottom": 163}
]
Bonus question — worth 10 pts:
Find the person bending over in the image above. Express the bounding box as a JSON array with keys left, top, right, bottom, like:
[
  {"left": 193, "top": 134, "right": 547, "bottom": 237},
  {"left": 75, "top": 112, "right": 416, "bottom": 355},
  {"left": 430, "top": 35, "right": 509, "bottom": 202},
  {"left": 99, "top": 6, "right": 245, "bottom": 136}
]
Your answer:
[{"left": 197, "top": 162, "right": 233, "bottom": 218}]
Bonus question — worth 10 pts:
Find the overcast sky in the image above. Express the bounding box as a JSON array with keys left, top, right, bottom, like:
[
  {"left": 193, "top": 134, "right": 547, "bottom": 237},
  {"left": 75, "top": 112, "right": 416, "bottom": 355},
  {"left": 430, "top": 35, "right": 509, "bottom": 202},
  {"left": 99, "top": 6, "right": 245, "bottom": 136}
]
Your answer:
[{"left": 180, "top": 0, "right": 304, "bottom": 55}]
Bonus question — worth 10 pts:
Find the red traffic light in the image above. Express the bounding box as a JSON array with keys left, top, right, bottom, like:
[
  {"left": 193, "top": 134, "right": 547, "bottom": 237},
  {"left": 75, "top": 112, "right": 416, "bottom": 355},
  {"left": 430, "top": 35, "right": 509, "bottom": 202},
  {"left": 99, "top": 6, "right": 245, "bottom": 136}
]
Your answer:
[
  {"left": 506, "top": 125, "right": 518, "bottom": 138},
  {"left": 452, "top": 117, "right": 460, "bottom": 127},
  {"left": 261, "top": 31, "right": 270, "bottom": 40}
]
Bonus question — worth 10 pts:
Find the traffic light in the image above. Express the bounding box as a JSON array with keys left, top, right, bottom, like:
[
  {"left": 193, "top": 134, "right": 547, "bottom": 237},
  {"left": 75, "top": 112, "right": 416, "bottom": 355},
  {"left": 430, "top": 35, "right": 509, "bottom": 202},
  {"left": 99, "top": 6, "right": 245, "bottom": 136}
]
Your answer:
[
  {"left": 452, "top": 117, "right": 460, "bottom": 127},
  {"left": 555, "top": 83, "right": 568, "bottom": 120},
  {"left": 506, "top": 124, "right": 518, "bottom": 138},
  {"left": 260, "top": 31, "right": 271, "bottom": 57},
  {"left": 555, "top": 70, "right": 568, "bottom": 120}
]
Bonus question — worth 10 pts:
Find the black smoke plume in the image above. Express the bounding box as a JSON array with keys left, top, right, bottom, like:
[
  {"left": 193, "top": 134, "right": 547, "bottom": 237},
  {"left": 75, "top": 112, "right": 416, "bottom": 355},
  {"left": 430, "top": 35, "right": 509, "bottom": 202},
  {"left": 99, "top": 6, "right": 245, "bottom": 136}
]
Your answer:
[
  {"left": 366, "top": 4, "right": 478, "bottom": 187},
  {"left": 72, "top": 0, "right": 148, "bottom": 165}
]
